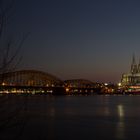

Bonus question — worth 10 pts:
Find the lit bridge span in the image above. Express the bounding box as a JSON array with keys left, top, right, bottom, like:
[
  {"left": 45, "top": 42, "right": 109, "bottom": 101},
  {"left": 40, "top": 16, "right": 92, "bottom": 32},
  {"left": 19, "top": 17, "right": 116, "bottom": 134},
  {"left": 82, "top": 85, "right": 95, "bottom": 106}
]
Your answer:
[
  {"left": 0, "top": 70, "right": 65, "bottom": 94},
  {"left": 64, "top": 79, "right": 100, "bottom": 94},
  {"left": 0, "top": 70, "right": 101, "bottom": 94}
]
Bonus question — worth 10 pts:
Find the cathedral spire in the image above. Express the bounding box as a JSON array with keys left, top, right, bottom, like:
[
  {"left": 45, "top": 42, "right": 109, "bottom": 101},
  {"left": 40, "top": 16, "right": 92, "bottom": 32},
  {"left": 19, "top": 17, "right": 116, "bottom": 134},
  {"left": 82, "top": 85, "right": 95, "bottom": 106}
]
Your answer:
[
  {"left": 137, "top": 58, "right": 140, "bottom": 73},
  {"left": 131, "top": 54, "right": 138, "bottom": 74}
]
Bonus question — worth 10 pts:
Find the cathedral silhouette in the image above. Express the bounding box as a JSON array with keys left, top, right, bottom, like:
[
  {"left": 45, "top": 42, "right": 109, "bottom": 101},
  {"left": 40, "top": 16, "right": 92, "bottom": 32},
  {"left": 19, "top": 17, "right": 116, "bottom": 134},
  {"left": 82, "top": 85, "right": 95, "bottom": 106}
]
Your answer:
[{"left": 121, "top": 55, "right": 140, "bottom": 86}]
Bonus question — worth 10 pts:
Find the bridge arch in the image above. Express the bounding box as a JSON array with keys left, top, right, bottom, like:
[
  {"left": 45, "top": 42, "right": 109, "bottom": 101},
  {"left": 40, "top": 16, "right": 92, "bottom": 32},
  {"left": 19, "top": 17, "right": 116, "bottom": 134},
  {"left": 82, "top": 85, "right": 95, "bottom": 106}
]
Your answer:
[
  {"left": 64, "top": 79, "right": 95, "bottom": 88},
  {"left": 0, "top": 70, "right": 63, "bottom": 87}
]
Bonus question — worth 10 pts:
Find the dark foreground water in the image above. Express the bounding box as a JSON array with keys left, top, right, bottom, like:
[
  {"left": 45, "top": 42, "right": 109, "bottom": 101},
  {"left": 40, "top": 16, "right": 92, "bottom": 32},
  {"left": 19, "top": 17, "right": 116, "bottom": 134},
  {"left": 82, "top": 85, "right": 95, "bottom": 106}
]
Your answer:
[{"left": 1, "top": 95, "right": 140, "bottom": 140}]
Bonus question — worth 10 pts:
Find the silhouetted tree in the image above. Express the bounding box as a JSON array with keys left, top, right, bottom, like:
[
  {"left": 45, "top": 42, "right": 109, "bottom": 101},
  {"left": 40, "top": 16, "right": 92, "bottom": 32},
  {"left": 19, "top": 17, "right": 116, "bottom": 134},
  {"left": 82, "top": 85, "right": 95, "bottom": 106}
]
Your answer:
[
  {"left": 0, "top": 1, "right": 28, "bottom": 139},
  {"left": 0, "top": 0, "right": 29, "bottom": 83}
]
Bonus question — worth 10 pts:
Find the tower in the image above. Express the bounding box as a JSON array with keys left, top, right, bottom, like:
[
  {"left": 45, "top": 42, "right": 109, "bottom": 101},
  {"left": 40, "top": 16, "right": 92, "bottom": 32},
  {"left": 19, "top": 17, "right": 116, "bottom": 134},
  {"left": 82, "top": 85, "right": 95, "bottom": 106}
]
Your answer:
[
  {"left": 137, "top": 58, "right": 140, "bottom": 73},
  {"left": 130, "top": 54, "right": 138, "bottom": 74}
]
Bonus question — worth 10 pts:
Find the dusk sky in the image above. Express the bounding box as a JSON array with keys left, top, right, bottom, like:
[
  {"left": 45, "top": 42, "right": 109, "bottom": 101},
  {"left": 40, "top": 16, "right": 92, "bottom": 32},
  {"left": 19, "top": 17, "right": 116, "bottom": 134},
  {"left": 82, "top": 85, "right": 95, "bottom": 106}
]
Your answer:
[{"left": 7, "top": 0, "right": 140, "bottom": 83}]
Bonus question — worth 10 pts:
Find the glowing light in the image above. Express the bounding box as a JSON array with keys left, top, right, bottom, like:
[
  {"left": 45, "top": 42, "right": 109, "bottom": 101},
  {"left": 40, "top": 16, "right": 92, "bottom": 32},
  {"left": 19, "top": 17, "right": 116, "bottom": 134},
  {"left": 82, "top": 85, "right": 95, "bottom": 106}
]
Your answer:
[
  {"left": 104, "top": 83, "right": 108, "bottom": 86},
  {"left": 66, "top": 88, "right": 69, "bottom": 92},
  {"left": 118, "top": 105, "right": 124, "bottom": 118},
  {"left": 118, "top": 83, "right": 121, "bottom": 86},
  {"left": 116, "top": 104, "right": 125, "bottom": 139},
  {"left": 2, "top": 82, "right": 6, "bottom": 86}
]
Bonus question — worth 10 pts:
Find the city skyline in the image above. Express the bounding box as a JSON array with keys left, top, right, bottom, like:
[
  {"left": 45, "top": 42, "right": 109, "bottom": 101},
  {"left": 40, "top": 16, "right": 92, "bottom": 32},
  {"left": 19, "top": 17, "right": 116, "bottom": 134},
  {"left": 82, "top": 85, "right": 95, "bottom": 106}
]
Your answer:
[{"left": 6, "top": 0, "right": 140, "bottom": 83}]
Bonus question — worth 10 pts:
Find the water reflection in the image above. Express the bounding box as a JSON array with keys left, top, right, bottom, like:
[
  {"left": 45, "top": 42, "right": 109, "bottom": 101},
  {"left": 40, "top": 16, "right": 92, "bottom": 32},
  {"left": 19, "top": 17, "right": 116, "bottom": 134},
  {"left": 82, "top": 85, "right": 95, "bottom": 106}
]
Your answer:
[
  {"left": 47, "top": 107, "right": 56, "bottom": 139},
  {"left": 118, "top": 105, "right": 124, "bottom": 118},
  {"left": 103, "top": 107, "right": 110, "bottom": 116},
  {"left": 3, "top": 95, "right": 140, "bottom": 140},
  {"left": 116, "top": 104, "right": 125, "bottom": 139},
  {"left": 50, "top": 108, "right": 56, "bottom": 117}
]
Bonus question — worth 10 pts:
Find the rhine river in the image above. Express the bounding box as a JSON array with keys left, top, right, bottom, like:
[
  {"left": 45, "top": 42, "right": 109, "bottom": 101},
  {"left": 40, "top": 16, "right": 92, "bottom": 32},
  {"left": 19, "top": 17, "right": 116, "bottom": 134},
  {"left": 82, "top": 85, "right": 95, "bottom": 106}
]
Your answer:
[{"left": 1, "top": 95, "right": 140, "bottom": 140}]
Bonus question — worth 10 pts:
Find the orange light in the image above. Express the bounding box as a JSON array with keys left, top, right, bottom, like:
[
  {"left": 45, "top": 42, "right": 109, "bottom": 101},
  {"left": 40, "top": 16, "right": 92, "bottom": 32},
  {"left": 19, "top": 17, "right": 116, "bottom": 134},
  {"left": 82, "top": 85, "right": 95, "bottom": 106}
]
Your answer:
[
  {"left": 66, "top": 88, "right": 69, "bottom": 92},
  {"left": 2, "top": 82, "right": 6, "bottom": 86}
]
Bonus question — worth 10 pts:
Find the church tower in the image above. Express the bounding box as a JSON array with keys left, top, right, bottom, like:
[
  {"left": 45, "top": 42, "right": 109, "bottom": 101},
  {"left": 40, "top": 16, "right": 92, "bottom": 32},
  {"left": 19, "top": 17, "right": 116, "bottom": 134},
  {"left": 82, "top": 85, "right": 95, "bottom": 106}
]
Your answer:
[
  {"left": 130, "top": 54, "right": 138, "bottom": 74},
  {"left": 137, "top": 59, "right": 140, "bottom": 73}
]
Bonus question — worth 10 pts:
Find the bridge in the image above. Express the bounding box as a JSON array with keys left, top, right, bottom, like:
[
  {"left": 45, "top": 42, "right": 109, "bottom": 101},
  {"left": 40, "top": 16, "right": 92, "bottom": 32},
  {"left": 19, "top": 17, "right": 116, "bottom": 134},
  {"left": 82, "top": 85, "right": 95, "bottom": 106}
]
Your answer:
[
  {"left": 0, "top": 70, "right": 65, "bottom": 94},
  {"left": 64, "top": 79, "right": 101, "bottom": 94},
  {"left": 0, "top": 70, "right": 101, "bottom": 95}
]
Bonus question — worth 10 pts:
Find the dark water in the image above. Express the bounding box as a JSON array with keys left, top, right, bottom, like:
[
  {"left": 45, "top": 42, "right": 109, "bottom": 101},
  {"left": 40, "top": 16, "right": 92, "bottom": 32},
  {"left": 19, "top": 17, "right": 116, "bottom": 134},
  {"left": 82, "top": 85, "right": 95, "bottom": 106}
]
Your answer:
[{"left": 1, "top": 95, "right": 140, "bottom": 140}]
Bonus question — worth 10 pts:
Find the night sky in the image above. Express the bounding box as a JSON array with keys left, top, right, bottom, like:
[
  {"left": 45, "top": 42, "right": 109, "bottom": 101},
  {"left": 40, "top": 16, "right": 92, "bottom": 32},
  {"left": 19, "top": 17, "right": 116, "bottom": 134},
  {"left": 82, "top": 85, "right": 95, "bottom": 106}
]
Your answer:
[{"left": 7, "top": 0, "right": 140, "bottom": 83}]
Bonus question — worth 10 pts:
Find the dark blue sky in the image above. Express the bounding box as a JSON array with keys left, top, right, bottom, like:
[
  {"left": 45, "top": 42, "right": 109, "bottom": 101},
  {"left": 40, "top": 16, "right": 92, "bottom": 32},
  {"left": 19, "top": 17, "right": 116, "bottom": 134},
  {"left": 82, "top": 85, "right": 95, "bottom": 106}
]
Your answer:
[{"left": 7, "top": 0, "right": 140, "bottom": 83}]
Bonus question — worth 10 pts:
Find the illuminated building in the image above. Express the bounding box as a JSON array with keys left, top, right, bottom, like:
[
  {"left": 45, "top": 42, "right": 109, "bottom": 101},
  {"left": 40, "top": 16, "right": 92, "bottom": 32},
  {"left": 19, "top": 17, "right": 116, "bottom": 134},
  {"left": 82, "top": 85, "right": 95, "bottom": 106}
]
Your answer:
[{"left": 121, "top": 55, "right": 140, "bottom": 86}]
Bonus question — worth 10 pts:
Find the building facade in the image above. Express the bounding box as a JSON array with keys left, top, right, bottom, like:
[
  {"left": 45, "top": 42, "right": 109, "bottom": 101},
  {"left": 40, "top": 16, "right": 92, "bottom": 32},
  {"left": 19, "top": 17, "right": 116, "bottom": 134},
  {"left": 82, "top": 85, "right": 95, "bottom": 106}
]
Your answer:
[{"left": 121, "top": 55, "right": 140, "bottom": 86}]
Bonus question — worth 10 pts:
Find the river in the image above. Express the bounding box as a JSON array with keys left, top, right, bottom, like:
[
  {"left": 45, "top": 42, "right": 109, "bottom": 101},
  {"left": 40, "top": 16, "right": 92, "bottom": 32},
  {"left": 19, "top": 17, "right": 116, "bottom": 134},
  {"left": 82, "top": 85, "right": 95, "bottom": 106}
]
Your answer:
[{"left": 1, "top": 95, "right": 140, "bottom": 140}]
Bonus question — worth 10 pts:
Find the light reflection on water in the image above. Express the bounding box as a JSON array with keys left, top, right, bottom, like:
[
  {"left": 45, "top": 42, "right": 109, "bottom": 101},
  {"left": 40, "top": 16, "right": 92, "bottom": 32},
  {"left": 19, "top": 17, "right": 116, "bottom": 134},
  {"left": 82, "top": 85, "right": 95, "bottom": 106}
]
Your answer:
[
  {"left": 116, "top": 104, "right": 125, "bottom": 139},
  {"left": 2, "top": 95, "right": 140, "bottom": 140},
  {"left": 23, "top": 96, "right": 140, "bottom": 139}
]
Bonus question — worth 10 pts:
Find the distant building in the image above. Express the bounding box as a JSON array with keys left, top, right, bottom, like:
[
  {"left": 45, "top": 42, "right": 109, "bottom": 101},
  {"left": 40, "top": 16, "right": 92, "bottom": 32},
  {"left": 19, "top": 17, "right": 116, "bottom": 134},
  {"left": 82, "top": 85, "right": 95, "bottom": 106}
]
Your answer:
[{"left": 121, "top": 55, "right": 140, "bottom": 86}]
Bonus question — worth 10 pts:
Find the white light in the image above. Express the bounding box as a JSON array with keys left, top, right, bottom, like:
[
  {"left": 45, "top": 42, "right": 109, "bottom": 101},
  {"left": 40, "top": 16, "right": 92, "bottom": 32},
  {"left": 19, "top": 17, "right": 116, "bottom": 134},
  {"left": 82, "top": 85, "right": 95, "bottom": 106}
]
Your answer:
[
  {"left": 118, "top": 105, "right": 124, "bottom": 118},
  {"left": 118, "top": 83, "right": 121, "bottom": 86},
  {"left": 104, "top": 83, "right": 108, "bottom": 86}
]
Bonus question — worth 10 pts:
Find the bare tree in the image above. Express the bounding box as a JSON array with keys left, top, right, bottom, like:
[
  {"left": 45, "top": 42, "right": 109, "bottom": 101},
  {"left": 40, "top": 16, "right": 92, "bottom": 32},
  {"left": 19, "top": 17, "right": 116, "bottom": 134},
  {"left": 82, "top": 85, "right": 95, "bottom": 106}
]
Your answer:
[
  {"left": 0, "top": 1, "right": 29, "bottom": 139},
  {"left": 0, "top": 0, "right": 29, "bottom": 83}
]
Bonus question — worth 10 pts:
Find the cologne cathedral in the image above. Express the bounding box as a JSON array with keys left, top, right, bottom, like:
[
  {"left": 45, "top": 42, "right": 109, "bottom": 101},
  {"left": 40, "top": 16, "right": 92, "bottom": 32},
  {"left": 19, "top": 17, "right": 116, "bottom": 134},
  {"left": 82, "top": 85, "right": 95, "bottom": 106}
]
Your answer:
[{"left": 121, "top": 55, "right": 140, "bottom": 86}]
